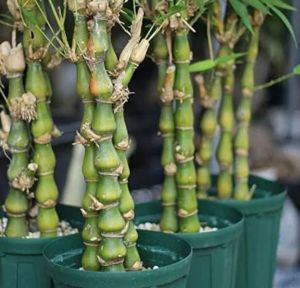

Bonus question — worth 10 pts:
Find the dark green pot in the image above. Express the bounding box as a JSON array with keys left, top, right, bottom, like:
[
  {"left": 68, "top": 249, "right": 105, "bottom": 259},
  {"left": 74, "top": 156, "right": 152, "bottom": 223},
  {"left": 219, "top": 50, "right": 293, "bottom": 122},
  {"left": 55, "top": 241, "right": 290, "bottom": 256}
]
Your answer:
[
  {"left": 43, "top": 230, "right": 192, "bottom": 288},
  {"left": 0, "top": 204, "right": 83, "bottom": 288},
  {"left": 135, "top": 200, "right": 244, "bottom": 288},
  {"left": 214, "top": 175, "right": 286, "bottom": 288}
]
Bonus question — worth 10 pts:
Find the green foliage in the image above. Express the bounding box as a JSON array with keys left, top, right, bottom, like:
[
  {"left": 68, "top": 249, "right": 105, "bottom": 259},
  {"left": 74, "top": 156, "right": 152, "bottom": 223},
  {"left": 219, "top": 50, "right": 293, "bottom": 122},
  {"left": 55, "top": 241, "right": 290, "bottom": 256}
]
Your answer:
[{"left": 189, "top": 53, "right": 245, "bottom": 73}]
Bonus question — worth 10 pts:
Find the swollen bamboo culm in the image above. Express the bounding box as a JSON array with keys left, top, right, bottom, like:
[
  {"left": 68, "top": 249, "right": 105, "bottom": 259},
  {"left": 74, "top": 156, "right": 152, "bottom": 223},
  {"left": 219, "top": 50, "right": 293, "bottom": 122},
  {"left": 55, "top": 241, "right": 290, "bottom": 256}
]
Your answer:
[
  {"left": 18, "top": 0, "right": 59, "bottom": 237},
  {"left": 0, "top": 40, "right": 36, "bottom": 237},
  {"left": 234, "top": 11, "right": 264, "bottom": 200},
  {"left": 173, "top": 18, "right": 200, "bottom": 233},
  {"left": 68, "top": 0, "right": 101, "bottom": 270}
]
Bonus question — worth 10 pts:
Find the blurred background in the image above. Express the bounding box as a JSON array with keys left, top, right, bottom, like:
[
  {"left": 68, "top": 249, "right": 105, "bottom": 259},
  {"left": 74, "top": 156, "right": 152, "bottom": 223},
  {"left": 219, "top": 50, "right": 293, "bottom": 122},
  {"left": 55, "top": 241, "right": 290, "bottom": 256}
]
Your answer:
[{"left": 1, "top": 1, "right": 300, "bottom": 287}]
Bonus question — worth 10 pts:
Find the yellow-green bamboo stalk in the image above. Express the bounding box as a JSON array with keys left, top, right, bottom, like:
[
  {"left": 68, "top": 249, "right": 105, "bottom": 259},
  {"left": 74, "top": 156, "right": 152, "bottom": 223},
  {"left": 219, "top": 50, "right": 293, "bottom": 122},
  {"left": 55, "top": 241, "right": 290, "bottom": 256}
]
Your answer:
[
  {"left": 216, "top": 45, "right": 235, "bottom": 199},
  {"left": 19, "top": 0, "right": 59, "bottom": 237},
  {"left": 111, "top": 9, "right": 147, "bottom": 270},
  {"left": 234, "top": 11, "right": 264, "bottom": 200},
  {"left": 173, "top": 25, "right": 200, "bottom": 233},
  {"left": 0, "top": 41, "right": 35, "bottom": 237},
  {"left": 88, "top": 1, "right": 126, "bottom": 272},
  {"left": 67, "top": 1, "right": 101, "bottom": 270}
]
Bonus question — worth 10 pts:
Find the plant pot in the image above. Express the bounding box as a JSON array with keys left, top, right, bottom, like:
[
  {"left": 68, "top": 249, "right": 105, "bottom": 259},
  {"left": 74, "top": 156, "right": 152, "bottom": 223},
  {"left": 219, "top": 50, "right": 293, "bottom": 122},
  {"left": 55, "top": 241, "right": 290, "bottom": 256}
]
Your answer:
[
  {"left": 43, "top": 230, "right": 192, "bottom": 288},
  {"left": 134, "top": 200, "right": 244, "bottom": 288},
  {"left": 213, "top": 175, "right": 286, "bottom": 288},
  {"left": 0, "top": 204, "right": 83, "bottom": 288}
]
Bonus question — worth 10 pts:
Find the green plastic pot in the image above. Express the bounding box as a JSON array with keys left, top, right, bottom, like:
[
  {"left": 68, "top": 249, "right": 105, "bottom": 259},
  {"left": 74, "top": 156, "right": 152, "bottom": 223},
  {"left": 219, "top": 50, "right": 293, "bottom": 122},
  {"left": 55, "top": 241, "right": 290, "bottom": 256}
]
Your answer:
[
  {"left": 135, "top": 200, "right": 244, "bottom": 288},
  {"left": 43, "top": 230, "right": 192, "bottom": 288},
  {"left": 0, "top": 204, "right": 83, "bottom": 288},
  {"left": 212, "top": 175, "right": 286, "bottom": 288}
]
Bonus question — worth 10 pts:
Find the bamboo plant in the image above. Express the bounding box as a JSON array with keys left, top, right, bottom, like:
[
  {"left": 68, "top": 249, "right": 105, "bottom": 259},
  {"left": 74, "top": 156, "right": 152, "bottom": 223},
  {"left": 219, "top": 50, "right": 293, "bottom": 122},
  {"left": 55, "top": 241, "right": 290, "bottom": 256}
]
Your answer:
[
  {"left": 0, "top": 39, "right": 36, "bottom": 237},
  {"left": 194, "top": 0, "right": 296, "bottom": 201},
  {"left": 47, "top": 0, "right": 152, "bottom": 271},
  {"left": 14, "top": 0, "right": 61, "bottom": 237}
]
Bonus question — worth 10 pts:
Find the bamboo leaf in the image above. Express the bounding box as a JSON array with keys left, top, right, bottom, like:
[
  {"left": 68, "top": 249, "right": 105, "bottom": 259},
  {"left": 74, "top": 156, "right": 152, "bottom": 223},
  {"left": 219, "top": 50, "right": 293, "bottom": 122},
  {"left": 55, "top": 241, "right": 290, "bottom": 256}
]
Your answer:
[
  {"left": 189, "top": 53, "right": 245, "bottom": 72},
  {"left": 189, "top": 59, "right": 216, "bottom": 72},
  {"left": 229, "top": 0, "right": 253, "bottom": 32},
  {"left": 270, "top": 0, "right": 296, "bottom": 11},
  {"left": 243, "top": 0, "right": 269, "bottom": 15},
  {"left": 293, "top": 64, "right": 300, "bottom": 75},
  {"left": 215, "top": 52, "right": 246, "bottom": 65},
  {"left": 270, "top": 5, "right": 297, "bottom": 47}
]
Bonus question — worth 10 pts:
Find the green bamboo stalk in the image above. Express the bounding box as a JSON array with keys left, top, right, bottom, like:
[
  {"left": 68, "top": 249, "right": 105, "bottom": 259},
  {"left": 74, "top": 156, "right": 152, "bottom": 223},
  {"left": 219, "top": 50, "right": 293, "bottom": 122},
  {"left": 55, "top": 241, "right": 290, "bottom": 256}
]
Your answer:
[
  {"left": 159, "top": 64, "right": 178, "bottom": 232},
  {"left": 19, "top": 0, "right": 59, "bottom": 237},
  {"left": 0, "top": 42, "right": 34, "bottom": 237},
  {"left": 234, "top": 11, "right": 264, "bottom": 200},
  {"left": 195, "top": 64, "right": 222, "bottom": 199},
  {"left": 88, "top": 2, "right": 126, "bottom": 272},
  {"left": 67, "top": 1, "right": 101, "bottom": 270},
  {"left": 216, "top": 44, "right": 235, "bottom": 199},
  {"left": 111, "top": 9, "right": 146, "bottom": 271},
  {"left": 173, "top": 27, "right": 200, "bottom": 233},
  {"left": 152, "top": 31, "right": 178, "bottom": 232}
]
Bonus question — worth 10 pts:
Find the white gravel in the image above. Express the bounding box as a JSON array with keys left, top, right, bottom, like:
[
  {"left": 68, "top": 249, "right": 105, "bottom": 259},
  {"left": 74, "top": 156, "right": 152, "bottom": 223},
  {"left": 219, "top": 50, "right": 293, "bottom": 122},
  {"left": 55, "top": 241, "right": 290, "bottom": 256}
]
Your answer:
[
  {"left": 136, "top": 222, "right": 218, "bottom": 233},
  {"left": 0, "top": 218, "right": 78, "bottom": 238}
]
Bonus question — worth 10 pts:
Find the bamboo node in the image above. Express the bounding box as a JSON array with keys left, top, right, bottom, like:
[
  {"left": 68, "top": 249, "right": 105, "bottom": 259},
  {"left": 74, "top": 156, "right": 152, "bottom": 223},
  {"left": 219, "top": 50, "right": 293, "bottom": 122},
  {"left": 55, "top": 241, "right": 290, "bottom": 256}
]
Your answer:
[
  {"left": 88, "top": 194, "right": 104, "bottom": 211},
  {"left": 83, "top": 241, "right": 100, "bottom": 247},
  {"left": 164, "top": 163, "right": 177, "bottom": 176},
  {"left": 6, "top": 212, "right": 26, "bottom": 218},
  {"left": 38, "top": 200, "right": 57, "bottom": 209},
  {"left": 178, "top": 209, "right": 197, "bottom": 218},
  {"left": 34, "top": 133, "right": 52, "bottom": 144},
  {"left": 242, "top": 88, "right": 253, "bottom": 98},
  {"left": 97, "top": 255, "right": 124, "bottom": 267},
  {"left": 177, "top": 184, "right": 196, "bottom": 190},
  {"left": 176, "top": 155, "right": 194, "bottom": 164},
  {"left": 123, "top": 209, "right": 134, "bottom": 221},
  {"left": 129, "top": 261, "right": 143, "bottom": 271},
  {"left": 161, "top": 202, "right": 176, "bottom": 207}
]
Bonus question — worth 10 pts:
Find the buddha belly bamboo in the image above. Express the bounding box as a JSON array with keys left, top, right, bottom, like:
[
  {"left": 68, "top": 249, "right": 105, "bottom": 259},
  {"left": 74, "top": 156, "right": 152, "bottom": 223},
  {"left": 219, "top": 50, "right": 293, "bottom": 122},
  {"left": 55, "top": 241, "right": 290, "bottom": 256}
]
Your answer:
[
  {"left": 88, "top": 5, "right": 126, "bottom": 272},
  {"left": 153, "top": 32, "right": 178, "bottom": 232},
  {"left": 1, "top": 42, "right": 33, "bottom": 237},
  {"left": 115, "top": 55, "right": 150, "bottom": 269},
  {"left": 19, "top": 0, "right": 59, "bottom": 237},
  {"left": 216, "top": 46, "right": 235, "bottom": 199},
  {"left": 67, "top": 3, "right": 101, "bottom": 270},
  {"left": 195, "top": 62, "right": 222, "bottom": 199},
  {"left": 173, "top": 29, "right": 200, "bottom": 232},
  {"left": 159, "top": 64, "right": 178, "bottom": 232},
  {"left": 234, "top": 12, "right": 263, "bottom": 200}
]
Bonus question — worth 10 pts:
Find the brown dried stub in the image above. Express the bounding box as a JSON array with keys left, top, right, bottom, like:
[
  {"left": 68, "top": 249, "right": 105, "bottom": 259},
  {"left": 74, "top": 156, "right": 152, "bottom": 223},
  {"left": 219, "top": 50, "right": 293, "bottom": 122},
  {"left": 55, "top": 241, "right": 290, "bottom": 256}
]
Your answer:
[
  {"left": 11, "top": 170, "right": 36, "bottom": 192},
  {"left": 117, "top": 9, "right": 144, "bottom": 72},
  {"left": 46, "top": 53, "right": 62, "bottom": 70},
  {"left": 68, "top": 0, "right": 87, "bottom": 12},
  {"left": 0, "top": 42, "right": 25, "bottom": 76},
  {"left": 252, "top": 10, "right": 265, "bottom": 27},
  {"left": 10, "top": 92, "right": 37, "bottom": 122},
  {"left": 6, "top": 0, "right": 23, "bottom": 31},
  {"left": 52, "top": 125, "right": 63, "bottom": 138},
  {"left": 161, "top": 65, "right": 175, "bottom": 103},
  {"left": 87, "top": 0, "right": 108, "bottom": 15},
  {"left": 130, "top": 39, "right": 150, "bottom": 65}
]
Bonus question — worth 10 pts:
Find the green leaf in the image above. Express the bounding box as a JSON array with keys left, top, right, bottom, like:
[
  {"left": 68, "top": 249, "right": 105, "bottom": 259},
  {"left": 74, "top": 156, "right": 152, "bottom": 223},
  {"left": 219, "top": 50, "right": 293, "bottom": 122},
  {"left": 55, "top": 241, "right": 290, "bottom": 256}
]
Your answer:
[
  {"left": 189, "top": 53, "right": 245, "bottom": 73},
  {"left": 270, "top": 5, "right": 297, "bottom": 47},
  {"left": 243, "top": 0, "right": 269, "bottom": 15},
  {"left": 271, "top": 0, "right": 296, "bottom": 11},
  {"left": 293, "top": 64, "right": 300, "bottom": 75},
  {"left": 189, "top": 59, "right": 216, "bottom": 72},
  {"left": 229, "top": 0, "right": 253, "bottom": 32}
]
